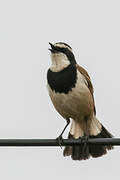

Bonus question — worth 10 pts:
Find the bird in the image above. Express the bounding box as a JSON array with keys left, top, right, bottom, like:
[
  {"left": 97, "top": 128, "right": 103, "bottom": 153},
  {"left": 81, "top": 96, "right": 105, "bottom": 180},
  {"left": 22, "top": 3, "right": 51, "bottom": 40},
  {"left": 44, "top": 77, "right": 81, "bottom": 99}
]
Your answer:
[{"left": 47, "top": 42, "right": 113, "bottom": 160}]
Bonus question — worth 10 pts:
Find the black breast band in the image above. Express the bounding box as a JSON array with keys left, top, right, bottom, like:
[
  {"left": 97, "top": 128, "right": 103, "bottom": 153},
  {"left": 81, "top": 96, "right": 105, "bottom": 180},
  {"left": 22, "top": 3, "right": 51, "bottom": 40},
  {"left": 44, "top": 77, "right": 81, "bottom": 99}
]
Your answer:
[{"left": 47, "top": 64, "right": 77, "bottom": 94}]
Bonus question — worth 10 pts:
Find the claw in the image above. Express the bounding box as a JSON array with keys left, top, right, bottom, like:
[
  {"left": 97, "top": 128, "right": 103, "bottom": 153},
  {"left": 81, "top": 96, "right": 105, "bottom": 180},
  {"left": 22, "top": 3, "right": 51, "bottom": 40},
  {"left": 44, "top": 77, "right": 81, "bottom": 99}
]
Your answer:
[
  {"left": 82, "top": 135, "right": 89, "bottom": 159},
  {"left": 56, "top": 135, "right": 63, "bottom": 149},
  {"left": 56, "top": 119, "right": 70, "bottom": 149}
]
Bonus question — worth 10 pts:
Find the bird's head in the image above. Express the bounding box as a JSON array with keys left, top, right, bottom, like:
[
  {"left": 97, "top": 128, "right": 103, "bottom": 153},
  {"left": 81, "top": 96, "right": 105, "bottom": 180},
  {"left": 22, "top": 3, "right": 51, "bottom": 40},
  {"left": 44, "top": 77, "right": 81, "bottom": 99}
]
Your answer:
[{"left": 49, "top": 42, "right": 76, "bottom": 72}]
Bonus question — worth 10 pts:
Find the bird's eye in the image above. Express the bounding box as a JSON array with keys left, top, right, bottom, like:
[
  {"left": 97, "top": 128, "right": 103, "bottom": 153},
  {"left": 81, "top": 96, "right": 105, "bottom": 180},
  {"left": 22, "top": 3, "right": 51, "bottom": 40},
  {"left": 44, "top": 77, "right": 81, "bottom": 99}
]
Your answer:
[{"left": 60, "top": 48, "right": 67, "bottom": 52}]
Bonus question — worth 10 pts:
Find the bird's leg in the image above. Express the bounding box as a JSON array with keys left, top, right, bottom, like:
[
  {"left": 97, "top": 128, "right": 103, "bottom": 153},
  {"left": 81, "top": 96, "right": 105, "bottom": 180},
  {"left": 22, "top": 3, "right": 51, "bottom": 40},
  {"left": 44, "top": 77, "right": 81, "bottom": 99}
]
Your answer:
[
  {"left": 82, "top": 117, "right": 90, "bottom": 159},
  {"left": 82, "top": 135, "right": 89, "bottom": 155},
  {"left": 59, "top": 118, "right": 70, "bottom": 137},
  {"left": 56, "top": 118, "right": 70, "bottom": 148}
]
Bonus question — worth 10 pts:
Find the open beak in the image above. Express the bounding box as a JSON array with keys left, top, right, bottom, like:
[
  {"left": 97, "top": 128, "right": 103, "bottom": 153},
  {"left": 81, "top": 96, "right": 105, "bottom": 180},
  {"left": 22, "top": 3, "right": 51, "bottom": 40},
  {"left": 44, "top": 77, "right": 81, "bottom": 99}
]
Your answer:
[
  {"left": 49, "top": 42, "right": 55, "bottom": 49},
  {"left": 48, "top": 42, "right": 58, "bottom": 53}
]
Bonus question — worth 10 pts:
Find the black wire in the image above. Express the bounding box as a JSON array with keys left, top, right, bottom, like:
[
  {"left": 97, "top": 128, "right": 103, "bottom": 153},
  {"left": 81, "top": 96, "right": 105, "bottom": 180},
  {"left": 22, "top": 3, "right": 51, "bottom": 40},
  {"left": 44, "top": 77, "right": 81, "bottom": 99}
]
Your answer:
[{"left": 0, "top": 138, "right": 119, "bottom": 146}]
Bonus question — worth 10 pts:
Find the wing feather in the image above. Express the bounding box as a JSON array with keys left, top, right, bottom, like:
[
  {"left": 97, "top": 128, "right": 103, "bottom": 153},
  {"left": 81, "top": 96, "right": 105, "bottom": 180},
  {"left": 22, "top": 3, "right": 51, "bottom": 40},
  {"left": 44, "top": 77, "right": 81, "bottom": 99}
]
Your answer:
[{"left": 76, "top": 64, "right": 96, "bottom": 114}]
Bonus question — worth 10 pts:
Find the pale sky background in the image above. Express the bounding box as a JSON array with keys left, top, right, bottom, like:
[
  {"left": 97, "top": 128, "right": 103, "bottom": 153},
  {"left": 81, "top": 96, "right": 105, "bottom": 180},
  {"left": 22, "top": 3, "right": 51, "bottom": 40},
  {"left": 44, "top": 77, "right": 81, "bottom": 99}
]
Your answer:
[{"left": 0, "top": 0, "right": 120, "bottom": 179}]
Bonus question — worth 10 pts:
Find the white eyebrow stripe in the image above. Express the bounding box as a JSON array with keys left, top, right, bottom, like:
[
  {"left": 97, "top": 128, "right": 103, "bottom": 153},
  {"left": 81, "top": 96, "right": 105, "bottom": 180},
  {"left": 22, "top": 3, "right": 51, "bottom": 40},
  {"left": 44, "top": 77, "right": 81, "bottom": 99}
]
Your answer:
[{"left": 54, "top": 43, "right": 73, "bottom": 52}]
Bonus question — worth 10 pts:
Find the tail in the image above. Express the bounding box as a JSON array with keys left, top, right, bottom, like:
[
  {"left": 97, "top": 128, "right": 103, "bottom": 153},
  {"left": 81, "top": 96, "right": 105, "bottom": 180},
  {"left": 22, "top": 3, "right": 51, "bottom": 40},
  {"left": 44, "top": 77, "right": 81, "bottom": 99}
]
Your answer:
[{"left": 63, "top": 117, "right": 113, "bottom": 160}]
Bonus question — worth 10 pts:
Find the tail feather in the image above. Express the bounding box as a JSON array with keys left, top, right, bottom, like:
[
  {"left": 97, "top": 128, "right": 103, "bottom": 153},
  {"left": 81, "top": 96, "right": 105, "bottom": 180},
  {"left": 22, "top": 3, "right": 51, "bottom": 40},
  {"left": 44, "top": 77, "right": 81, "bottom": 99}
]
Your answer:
[
  {"left": 63, "top": 133, "right": 89, "bottom": 160},
  {"left": 72, "top": 142, "right": 85, "bottom": 160},
  {"left": 63, "top": 120, "right": 113, "bottom": 160},
  {"left": 63, "top": 133, "right": 73, "bottom": 156},
  {"left": 89, "top": 125, "right": 113, "bottom": 157}
]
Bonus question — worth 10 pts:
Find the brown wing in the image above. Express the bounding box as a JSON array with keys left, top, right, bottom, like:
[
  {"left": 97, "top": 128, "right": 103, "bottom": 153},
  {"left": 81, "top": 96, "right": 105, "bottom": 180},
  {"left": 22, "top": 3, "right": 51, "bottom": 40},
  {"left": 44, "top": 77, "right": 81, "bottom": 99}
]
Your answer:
[{"left": 76, "top": 64, "right": 96, "bottom": 114}]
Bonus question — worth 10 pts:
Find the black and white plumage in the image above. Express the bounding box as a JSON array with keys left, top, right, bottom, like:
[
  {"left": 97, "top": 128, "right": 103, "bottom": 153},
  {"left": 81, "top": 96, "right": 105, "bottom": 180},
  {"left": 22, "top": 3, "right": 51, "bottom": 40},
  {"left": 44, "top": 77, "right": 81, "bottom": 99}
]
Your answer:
[{"left": 47, "top": 42, "right": 113, "bottom": 160}]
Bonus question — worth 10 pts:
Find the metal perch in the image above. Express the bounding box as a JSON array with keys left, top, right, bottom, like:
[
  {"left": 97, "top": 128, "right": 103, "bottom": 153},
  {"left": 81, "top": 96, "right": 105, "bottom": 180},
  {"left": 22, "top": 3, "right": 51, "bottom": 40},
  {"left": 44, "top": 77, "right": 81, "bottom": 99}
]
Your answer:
[{"left": 0, "top": 138, "right": 119, "bottom": 146}]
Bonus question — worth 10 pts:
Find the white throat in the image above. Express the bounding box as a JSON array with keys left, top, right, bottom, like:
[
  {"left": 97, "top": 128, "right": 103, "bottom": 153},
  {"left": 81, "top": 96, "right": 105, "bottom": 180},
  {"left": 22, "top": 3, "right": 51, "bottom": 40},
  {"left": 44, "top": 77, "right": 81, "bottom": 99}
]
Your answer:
[{"left": 50, "top": 53, "right": 70, "bottom": 72}]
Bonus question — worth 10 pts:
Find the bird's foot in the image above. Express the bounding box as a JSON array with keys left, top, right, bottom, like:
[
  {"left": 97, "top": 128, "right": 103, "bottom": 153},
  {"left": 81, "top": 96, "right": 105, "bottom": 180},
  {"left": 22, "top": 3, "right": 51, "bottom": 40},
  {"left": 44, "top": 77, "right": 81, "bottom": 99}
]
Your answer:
[
  {"left": 82, "top": 135, "right": 89, "bottom": 159},
  {"left": 56, "top": 135, "right": 63, "bottom": 149}
]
